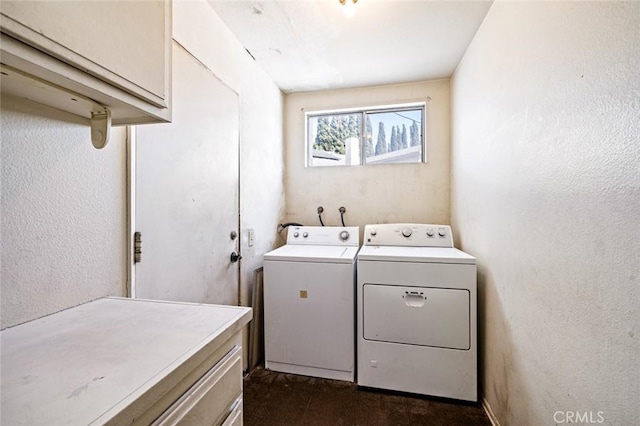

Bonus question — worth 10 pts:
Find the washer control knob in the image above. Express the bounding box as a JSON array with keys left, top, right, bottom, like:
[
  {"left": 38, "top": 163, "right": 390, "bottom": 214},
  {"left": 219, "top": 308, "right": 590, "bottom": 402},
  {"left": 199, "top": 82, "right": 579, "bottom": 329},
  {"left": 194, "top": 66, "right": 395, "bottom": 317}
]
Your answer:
[
  {"left": 303, "top": 232, "right": 309, "bottom": 238},
  {"left": 293, "top": 232, "right": 299, "bottom": 238},
  {"left": 438, "top": 228, "right": 446, "bottom": 237},
  {"left": 370, "top": 229, "right": 377, "bottom": 236},
  {"left": 426, "top": 229, "right": 435, "bottom": 237},
  {"left": 402, "top": 227, "right": 412, "bottom": 237},
  {"left": 339, "top": 230, "right": 350, "bottom": 241}
]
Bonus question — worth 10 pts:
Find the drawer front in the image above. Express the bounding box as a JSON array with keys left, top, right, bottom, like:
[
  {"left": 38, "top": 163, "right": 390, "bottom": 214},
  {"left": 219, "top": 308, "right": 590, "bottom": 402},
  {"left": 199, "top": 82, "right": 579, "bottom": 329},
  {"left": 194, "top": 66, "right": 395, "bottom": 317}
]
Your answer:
[{"left": 153, "top": 346, "right": 242, "bottom": 426}]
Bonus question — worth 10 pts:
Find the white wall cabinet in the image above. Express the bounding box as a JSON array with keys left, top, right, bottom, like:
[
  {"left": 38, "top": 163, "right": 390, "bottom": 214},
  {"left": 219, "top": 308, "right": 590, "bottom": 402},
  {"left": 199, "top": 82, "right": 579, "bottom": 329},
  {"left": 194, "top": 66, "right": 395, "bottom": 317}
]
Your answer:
[
  {"left": 0, "top": 298, "right": 252, "bottom": 425},
  {"left": 0, "top": 0, "right": 172, "bottom": 147}
]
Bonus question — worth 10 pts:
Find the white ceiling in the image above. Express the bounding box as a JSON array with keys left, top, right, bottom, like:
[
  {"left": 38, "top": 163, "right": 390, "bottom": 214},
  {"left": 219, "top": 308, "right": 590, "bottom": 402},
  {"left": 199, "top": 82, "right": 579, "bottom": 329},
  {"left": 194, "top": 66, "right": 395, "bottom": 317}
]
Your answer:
[{"left": 208, "top": 0, "right": 493, "bottom": 93}]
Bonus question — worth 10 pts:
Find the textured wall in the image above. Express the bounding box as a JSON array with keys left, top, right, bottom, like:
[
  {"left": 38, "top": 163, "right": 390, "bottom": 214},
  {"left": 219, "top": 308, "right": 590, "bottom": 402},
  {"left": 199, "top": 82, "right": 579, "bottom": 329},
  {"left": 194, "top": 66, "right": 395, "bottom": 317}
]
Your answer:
[
  {"left": 451, "top": 2, "right": 640, "bottom": 424},
  {"left": 284, "top": 80, "right": 450, "bottom": 235},
  {"left": 1, "top": 98, "right": 127, "bottom": 329}
]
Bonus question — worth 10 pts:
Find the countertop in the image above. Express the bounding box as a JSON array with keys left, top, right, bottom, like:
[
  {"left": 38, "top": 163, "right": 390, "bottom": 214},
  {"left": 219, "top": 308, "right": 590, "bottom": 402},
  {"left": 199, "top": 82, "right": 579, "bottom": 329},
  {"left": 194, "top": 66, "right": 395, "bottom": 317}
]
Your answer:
[{"left": 0, "top": 297, "right": 252, "bottom": 425}]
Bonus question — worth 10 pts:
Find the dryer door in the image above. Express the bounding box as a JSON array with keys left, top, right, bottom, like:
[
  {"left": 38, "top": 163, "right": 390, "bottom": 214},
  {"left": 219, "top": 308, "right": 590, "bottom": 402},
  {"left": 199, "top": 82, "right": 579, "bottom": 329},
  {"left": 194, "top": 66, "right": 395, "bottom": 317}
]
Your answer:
[{"left": 363, "top": 284, "right": 470, "bottom": 350}]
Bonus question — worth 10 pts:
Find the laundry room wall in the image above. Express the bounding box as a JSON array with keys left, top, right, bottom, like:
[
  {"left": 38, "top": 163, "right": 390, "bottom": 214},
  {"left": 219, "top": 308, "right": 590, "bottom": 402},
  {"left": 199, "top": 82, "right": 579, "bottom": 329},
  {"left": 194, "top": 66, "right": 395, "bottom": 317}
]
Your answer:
[
  {"left": 451, "top": 2, "right": 640, "bottom": 425},
  {"left": 1, "top": 0, "right": 284, "bottom": 331},
  {"left": 283, "top": 80, "right": 450, "bottom": 234},
  {"left": 1, "top": 98, "right": 128, "bottom": 329}
]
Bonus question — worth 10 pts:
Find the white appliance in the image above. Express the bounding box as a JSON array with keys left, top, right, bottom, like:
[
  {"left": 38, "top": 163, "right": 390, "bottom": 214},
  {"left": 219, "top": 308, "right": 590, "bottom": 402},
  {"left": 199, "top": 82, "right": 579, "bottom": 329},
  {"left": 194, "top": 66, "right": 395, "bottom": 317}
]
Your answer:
[
  {"left": 263, "top": 226, "right": 360, "bottom": 381},
  {"left": 357, "top": 223, "right": 477, "bottom": 401}
]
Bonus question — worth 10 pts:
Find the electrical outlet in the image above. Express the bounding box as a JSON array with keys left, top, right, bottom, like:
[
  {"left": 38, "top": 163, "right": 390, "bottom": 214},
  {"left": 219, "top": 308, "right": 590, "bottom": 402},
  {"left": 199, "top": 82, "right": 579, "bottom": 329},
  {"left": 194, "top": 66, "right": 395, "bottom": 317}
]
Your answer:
[{"left": 248, "top": 229, "right": 255, "bottom": 247}]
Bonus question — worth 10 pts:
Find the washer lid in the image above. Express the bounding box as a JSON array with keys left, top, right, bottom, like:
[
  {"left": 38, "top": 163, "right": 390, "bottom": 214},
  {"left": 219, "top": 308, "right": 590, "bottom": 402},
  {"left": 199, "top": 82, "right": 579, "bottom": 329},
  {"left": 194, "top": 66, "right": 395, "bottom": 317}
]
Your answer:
[
  {"left": 264, "top": 244, "right": 359, "bottom": 263},
  {"left": 357, "top": 245, "right": 475, "bottom": 264}
]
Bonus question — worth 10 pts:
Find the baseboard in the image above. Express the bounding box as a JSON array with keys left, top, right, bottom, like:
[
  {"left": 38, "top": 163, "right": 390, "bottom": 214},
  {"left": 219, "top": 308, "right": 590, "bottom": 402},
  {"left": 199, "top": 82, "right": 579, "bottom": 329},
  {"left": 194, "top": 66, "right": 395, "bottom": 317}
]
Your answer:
[{"left": 482, "top": 395, "right": 500, "bottom": 426}]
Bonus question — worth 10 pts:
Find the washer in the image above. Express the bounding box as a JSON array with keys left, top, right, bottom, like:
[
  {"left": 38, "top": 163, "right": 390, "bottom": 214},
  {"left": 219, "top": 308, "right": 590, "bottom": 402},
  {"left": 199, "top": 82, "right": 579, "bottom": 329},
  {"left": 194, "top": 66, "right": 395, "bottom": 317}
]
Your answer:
[
  {"left": 263, "top": 226, "right": 359, "bottom": 381},
  {"left": 357, "top": 223, "right": 477, "bottom": 401}
]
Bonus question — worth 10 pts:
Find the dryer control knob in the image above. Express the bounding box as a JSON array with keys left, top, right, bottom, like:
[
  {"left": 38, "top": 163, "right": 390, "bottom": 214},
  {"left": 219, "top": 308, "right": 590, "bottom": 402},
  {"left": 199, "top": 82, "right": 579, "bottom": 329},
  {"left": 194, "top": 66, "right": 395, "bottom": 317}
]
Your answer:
[
  {"left": 339, "top": 230, "right": 350, "bottom": 241},
  {"left": 293, "top": 232, "right": 299, "bottom": 238},
  {"left": 303, "top": 232, "right": 309, "bottom": 238},
  {"left": 426, "top": 229, "right": 435, "bottom": 237},
  {"left": 438, "top": 228, "right": 446, "bottom": 237},
  {"left": 370, "top": 229, "right": 377, "bottom": 236},
  {"left": 402, "top": 227, "right": 412, "bottom": 237}
]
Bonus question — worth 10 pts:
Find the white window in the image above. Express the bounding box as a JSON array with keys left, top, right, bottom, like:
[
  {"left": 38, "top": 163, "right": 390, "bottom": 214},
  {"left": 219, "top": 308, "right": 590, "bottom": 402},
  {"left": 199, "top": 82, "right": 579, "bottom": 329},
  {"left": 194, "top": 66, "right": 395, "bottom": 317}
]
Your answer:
[{"left": 306, "top": 103, "right": 426, "bottom": 167}]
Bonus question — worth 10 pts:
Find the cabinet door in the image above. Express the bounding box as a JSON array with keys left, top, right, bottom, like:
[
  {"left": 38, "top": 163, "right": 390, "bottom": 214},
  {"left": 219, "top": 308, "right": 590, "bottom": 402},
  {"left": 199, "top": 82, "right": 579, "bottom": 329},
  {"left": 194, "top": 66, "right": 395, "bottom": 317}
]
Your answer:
[{"left": 0, "top": 0, "right": 170, "bottom": 108}]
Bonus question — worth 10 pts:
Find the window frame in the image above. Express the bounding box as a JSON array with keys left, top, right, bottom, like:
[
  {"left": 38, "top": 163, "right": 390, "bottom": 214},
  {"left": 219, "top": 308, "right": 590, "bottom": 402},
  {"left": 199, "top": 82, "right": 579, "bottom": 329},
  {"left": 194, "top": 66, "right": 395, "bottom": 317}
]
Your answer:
[{"left": 304, "top": 102, "right": 427, "bottom": 167}]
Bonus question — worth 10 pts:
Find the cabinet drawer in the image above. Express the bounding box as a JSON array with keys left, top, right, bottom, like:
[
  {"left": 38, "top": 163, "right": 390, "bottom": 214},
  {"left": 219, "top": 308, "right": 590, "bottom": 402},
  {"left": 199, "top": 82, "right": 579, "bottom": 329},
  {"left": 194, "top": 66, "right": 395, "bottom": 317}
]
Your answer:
[{"left": 152, "top": 346, "right": 242, "bottom": 426}]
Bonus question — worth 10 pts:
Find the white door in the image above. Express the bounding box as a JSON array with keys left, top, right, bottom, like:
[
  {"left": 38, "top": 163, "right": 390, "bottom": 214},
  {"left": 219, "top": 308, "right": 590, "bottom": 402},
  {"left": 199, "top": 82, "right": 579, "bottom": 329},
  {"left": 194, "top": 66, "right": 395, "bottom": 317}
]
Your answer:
[
  {"left": 133, "top": 43, "right": 240, "bottom": 305},
  {"left": 362, "top": 284, "right": 470, "bottom": 350}
]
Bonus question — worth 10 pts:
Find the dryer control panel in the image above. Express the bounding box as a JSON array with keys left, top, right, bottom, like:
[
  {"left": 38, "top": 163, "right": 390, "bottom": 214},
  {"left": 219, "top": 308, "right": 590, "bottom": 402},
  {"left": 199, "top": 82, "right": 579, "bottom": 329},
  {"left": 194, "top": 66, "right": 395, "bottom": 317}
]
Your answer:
[
  {"left": 364, "top": 223, "right": 453, "bottom": 247},
  {"left": 287, "top": 226, "right": 360, "bottom": 247}
]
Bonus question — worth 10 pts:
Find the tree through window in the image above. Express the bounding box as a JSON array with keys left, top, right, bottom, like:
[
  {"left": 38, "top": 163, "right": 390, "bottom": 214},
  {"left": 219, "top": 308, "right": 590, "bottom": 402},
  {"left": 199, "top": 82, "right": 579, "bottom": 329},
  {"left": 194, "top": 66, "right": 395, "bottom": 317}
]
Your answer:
[{"left": 306, "top": 103, "right": 426, "bottom": 167}]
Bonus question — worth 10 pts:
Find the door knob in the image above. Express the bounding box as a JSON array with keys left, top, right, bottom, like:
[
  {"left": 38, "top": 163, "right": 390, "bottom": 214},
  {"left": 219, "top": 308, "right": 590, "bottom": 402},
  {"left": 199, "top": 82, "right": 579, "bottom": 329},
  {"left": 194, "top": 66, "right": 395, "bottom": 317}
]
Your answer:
[{"left": 230, "top": 251, "right": 242, "bottom": 263}]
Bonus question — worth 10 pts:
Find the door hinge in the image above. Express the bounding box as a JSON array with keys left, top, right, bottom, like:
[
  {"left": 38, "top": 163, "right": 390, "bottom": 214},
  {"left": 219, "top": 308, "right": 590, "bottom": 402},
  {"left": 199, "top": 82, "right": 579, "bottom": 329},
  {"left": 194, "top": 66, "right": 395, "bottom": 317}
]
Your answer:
[{"left": 134, "top": 231, "right": 142, "bottom": 263}]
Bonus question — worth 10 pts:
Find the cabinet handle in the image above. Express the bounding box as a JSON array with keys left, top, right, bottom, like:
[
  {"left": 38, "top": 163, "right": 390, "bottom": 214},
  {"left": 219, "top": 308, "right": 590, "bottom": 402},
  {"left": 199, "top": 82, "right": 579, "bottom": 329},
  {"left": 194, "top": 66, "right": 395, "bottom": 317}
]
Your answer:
[{"left": 219, "top": 396, "right": 242, "bottom": 426}]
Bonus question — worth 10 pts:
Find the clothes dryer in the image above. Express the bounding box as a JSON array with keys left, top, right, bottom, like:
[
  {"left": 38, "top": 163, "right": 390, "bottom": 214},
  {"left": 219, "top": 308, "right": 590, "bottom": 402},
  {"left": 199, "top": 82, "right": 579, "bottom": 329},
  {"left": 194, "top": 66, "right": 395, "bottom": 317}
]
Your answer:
[
  {"left": 357, "top": 223, "right": 477, "bottom": 401},
  {"left": 264, "top": 226, "right": 359, "bottom": 381}
]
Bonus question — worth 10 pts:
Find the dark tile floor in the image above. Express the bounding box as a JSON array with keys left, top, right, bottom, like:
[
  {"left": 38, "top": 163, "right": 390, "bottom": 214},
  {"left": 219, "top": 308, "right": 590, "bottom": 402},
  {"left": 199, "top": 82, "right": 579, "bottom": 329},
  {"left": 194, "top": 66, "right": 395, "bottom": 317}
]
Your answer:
[{"left": 243, "top": 368, "right": 491, "bottom": 425}]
